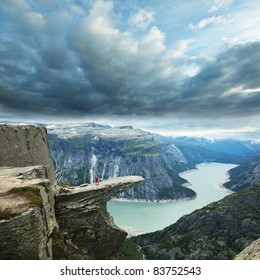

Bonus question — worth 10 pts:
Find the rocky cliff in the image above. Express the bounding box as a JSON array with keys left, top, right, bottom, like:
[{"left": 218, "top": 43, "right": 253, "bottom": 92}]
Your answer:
[
  {"left": 0, "top": 165, "right": 57, "bottom": 259},
  {"left": 0, "top": 125, "right": 58, "bottom": 259},
  {"left": 48, "top": 123, "right": 195, "bottom": 202},
  {"left": 53, "top": 176, "right": 143, "bottom": 259},
  {"left": 0, "top": 124, "right": 56, "bottom": 184},
  {"left": 0, "top": 125, "right": 143, "bottom": 259},
  {"left": 133, "top": 183, "right": 260, "bottom": 260},
  {"left": 224, "top": 154, "right": 260, "bottom": 191},
  {"left": 47, "top": 123, "right": 260, "bottom": 201}
]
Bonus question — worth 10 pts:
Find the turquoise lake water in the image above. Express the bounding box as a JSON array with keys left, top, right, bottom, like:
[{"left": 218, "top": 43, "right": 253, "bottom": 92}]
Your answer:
[{"left": 107, "top": 163, "right": 237, "bottom": 235}]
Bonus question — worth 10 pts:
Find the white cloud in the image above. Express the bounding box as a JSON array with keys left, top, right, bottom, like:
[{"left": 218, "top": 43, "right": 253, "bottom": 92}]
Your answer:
[
  {"left": 25, "top": 12, "right": 45, "bottom": 28},
  {"left": 164, "top": 40, "right": 190, "bottom": 60},
  {"left": 188, "top": 15, "right": 227, "bottom": 31},
  {"left": 129, "top": 8, "right": 154, "bottom": 30},
  {"left": 161, "top": 40, "right": 201, "bottom": 79},
  {"left": 224, "top": 86, "right": 260, "bottom": 96},
  {"left": 69, "top": 0, "right": 170, "bottom": 92},
  {"left": 140, "top": 26, "right": 166, "bottom": 54},
  {"left": 208, "top": 0, "right": 234, "bottom": 13},
  {"left": 151, "top": 126, "right": 259, "bottom": 139}
]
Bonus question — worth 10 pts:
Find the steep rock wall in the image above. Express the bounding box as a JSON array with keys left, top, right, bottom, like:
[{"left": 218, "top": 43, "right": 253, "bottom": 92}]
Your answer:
[
  {"left": 224, "top": 154, "right": 260, "bottom": 191},
  {"left": 0, "top": 125, "right": 144, "bottom": 259},
  {"left": 54, "top": 176, "right": 144, "bottom": 259},
  {"left": 0, "top": 165, "right": 57, "bottom": 259},
  {"left": 0, "top": 125, "right": 56, "bottom": 185},
  {"left": 48, "top": 127, "right": 195, "bottom": 202}
]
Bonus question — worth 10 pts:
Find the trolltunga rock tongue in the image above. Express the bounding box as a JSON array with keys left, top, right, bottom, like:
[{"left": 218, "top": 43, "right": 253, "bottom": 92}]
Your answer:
[
  {"left": 0, "top": 124, "right": 144, "bottom": 260},
  {"left": 53, "top": 176, "right": 144, "bottom": 260}
]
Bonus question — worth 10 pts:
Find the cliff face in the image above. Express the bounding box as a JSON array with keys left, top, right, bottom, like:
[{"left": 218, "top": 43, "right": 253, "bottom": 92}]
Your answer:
[
  {"left": 0, "top": 125, "right": 56, "bottom": 185},
  {"left": 53, "top": 176, "right": 144, "bottom": 259},
  {"left": 47, "top": 123, "right": 260, "bottom": 201},
  {"left": 224, "top": 154, "right": 260, "bottom": 191},
  {"left": 134, "top": 183, "right": 260, "bottom": 260},
  {"left": 48, "top": 123, "right": 195, "bottom": 202},
  {"left": 0, "top": 125, "right": 143, "bottom": 259},
  {"left": 0, "top": 165, "right": 57, "bottom": 259},
  {"left": 0, "top": 125, "right": 58, "bottom": 259}
]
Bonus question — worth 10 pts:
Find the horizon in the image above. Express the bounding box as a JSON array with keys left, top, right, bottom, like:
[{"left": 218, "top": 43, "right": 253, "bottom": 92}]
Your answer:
[
  {"left": 1, "top": 119, "right": 259, "bottom": 141},
  {"left": 0, "top": 0, "right": 259, "bottom": 140}
]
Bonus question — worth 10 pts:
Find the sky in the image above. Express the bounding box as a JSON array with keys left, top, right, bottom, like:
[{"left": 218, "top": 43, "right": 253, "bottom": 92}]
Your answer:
[{"left": 0, "top": 0, "right": 260, "bottom": 139}]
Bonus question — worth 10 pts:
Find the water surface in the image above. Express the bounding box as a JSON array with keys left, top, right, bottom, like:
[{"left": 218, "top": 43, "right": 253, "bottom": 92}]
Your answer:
[{"left": 107, "top": 163, "right": 237, "bottom": 235}]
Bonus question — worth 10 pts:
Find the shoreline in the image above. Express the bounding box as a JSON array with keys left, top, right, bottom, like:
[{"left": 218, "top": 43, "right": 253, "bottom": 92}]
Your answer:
[
  {"left": 109, "top": 195, "right": 196, "bottom": 204},
  {"left": 109, "top": 162, "right": 238, "bottom": 234},
  {"left": 179, "top": 167, "right": 198, "bottom": 176},
  {"left": 215, "top": 183, "right": 234, "bottom": 193},
  {"left": 109, "top": 162, "right": 237, "bottom": 204},
  {"left": 215, "top": 170, "right": 236, "bottom": 193},
  {"left": 117, "top": 225, "right": 144, "bottom": 237}
]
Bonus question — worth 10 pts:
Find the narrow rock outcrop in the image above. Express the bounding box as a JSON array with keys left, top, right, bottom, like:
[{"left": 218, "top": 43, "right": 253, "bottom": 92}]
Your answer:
[
  {"left": 0, "top": 124, "right": 144, "bottom": 259},
  {"left": 54, "top": 176, "right": 144, "bottom": 259}
]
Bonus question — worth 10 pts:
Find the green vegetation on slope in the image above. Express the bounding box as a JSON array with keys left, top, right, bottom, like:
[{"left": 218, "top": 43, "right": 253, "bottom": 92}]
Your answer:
[
  {"left": 131, "top": 183, "right": 260, "bottom": 260},
  {"left": 115, "top": 239, "right": 143, "bottom": 260}
]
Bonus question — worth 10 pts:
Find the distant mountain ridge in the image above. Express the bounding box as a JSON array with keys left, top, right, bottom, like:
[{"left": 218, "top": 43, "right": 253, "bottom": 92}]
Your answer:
[
  {"left": 172, "top": 136, "right": 260, "bottom": 156},
  {"left": 156, "top": 135, "right": 260, "bottom": 165}
]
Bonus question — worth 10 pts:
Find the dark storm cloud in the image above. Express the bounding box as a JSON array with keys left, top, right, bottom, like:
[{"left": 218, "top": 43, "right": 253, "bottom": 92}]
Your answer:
[
  {"left": 181, "top": 42, "right": 260, "bottom": 117},
  {"left": 0, "top": 0, "right": 259, "bottom": 120}
]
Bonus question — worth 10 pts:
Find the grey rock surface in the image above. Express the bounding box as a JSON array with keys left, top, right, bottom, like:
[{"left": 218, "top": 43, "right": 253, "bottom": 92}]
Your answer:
[
  {"left": 235, "top": 238, "right": 260, "bottom": 260},
  {"left": 48, "top": 123, "right": 195, "bottom": 201},
  {"left": 0, "top": 124, "right": 56, "bottom": 185},
  {"left": 54, "top": 176, "right": 144, "bottom": 259},
  {"left": 0, "top": 165, "right": 57, "bottom": 259},
  {"left": 224, "top": 154, "right": 260, "bottom": 191},
  {"left": 0, "top": 123, "right": 144, "bottom": 260}
]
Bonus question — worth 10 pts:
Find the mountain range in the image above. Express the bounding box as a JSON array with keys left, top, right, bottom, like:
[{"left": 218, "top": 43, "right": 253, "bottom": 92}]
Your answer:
[
  {"left": 1, "top": 123, "right": 259, "bottom": 260},
  {"left": 47, "top": 123, "right": 260, "bottom": 201}
]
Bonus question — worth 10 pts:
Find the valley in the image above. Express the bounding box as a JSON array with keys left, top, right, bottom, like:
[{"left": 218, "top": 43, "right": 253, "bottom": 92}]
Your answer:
[
  {"left": 0, "top": 123, "right": 259, "bottom": 260},
  {"left": 108, "top": 162, "right": 236, "bottom": 234}
]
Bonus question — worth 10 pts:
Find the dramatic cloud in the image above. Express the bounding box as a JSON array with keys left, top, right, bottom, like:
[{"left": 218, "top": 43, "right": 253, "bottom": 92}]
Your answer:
[
  {"left": 181, "top": 42, "right": 260, "bottom": 117},
  {"left": 0, "top": 0, "right": 259, "bottom": 138}
]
